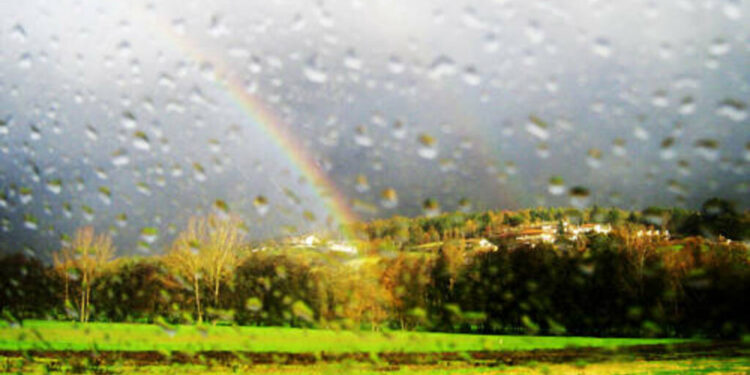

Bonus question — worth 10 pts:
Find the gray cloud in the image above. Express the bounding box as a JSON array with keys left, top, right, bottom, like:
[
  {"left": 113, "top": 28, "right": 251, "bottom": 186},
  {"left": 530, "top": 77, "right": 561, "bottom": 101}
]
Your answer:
[{"left": 1, "top": 0, "right": 748, "bottom": 257}]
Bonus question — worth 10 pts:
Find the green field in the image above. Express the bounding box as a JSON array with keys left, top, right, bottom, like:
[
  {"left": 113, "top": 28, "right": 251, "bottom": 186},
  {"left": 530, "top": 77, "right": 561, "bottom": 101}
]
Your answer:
[
  {"left": 4, "top": 321, "right": 747, "bottom": 374},
  {"left": 0, "top": 321, "right": 750, "bottom": 374},
  {"left": 0, "top": 320, "right": 686, "bottom": 353}
]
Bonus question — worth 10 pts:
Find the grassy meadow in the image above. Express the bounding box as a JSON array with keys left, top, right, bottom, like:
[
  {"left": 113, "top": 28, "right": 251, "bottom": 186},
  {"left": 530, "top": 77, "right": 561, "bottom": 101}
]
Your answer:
[
  {"left": 0, "top": 320, "right": 686, "bottom": 353},
  {"left": 4, "top": 321, "right": 747, "bottom": 374}
]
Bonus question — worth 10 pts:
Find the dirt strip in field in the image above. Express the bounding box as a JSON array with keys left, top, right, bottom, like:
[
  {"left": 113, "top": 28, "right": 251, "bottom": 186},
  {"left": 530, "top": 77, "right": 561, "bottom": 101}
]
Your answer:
[{"left": 0, "top": 342, "right": 746, "bottom": 367}]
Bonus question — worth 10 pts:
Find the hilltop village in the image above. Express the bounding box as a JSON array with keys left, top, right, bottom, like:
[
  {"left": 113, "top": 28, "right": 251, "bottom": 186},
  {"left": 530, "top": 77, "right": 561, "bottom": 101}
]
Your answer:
[{"left": 279, "top": 218, "right": 676, "bottom": 258}]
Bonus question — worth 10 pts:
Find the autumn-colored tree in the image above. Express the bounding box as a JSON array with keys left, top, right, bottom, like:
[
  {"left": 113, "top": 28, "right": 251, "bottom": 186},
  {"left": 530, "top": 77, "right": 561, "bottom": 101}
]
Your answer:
[
  {"left": 165, "top": 225, "right": 204, "bottom": 323},
  {"left": 381, "top": 255, "right": 405, "bottom": 326},
  {"left": 203, "top": 215, "right": 244, "bottom": 307},
  {"left": 52, "top": 245, "right": 75, "bottom": 316},
  {"left": 53, "top": 227, "right": 114, "bottom": 322},
  {"left": 335, "top": 258, "right": 390, "bottom": 331},
  {"left": 381, "top": 253, "right": 431, "bottom": 330},
  {"left": 166, "top": 214, "right": 244, "bottom": 323},
  {"left": 441, "top": 240, "right": 467, "bottom": 290}
]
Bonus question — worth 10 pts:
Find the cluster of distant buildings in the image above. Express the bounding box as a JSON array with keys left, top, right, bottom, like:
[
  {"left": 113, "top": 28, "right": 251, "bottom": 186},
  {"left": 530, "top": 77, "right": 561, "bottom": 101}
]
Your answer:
[
  {"left": 495, "top": 222, "right": 613, "bottom": 244},
  {"left": 268, "top": 221, "right": 672, "bottom": 255},
  {"left": 494, "top": 221, "right": 670, "bottom": 246},
  {"left": 286, "top": 234, "right": 359, "bottom": 254}
]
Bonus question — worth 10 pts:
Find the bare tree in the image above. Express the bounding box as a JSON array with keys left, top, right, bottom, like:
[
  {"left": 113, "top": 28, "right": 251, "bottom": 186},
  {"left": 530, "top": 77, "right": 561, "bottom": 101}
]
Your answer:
[
  {"left": 166, "top": 214, "right": 243, "bottom": 323},
  {"left": 203, "top": 214, "right": 243, "bottom": 308},
  {"left": 52, "top": 246, "right": 75, "bottom": 317},
  {"left": 54, "top": 227, "right": 114, "bottom": 322},
  {"left": 166, "top": 218, "right": 206, "bottom": 323}
]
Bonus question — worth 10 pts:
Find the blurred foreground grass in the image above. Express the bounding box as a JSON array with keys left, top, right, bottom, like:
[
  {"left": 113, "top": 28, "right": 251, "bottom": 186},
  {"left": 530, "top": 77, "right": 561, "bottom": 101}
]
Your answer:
[{"left": 1, "top": 356, "right": 748, "bottom": 374}]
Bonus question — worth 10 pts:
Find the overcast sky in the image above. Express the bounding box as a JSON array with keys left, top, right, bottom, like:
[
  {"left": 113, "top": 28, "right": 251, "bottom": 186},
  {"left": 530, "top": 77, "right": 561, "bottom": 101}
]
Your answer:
[{"left": 1, "top": 0, "right": 748, "bottom": 257}]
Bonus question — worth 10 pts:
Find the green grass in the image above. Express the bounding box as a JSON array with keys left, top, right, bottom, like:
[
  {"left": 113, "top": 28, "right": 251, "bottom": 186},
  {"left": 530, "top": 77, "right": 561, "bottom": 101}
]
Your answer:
[{"left": 0, "top": 320, "right": 688, "bottom": 353}]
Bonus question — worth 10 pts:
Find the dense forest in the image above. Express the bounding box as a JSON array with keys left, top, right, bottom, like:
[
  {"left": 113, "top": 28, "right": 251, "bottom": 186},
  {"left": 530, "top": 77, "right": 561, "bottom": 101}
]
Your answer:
[{"left": 1, "top": 198, "right": 748, "bottom": 338}]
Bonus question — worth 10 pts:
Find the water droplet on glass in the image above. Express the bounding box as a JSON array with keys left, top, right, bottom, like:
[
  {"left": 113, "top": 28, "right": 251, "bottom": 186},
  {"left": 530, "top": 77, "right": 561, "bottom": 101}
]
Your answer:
[
  {"left": 677, "top": 160, "right": 691, "bottom": 176},
  {"left": 214, "top": 199, "right": 229, "bottom": 214},
  {"left": 422, "top": 198, "right": 441, "bottom": 217},
  {"left": 387, "top": 55, "right": 405, "bottom": 74},
  {"left": 380, "top": 188, "right": 398, "bottom": 209},
  {"left": 245, "top": 297, "right": 263, "bottom": 312},
  {"left": 208, "top": 14, "right": 230, "bottom": 38},
  {"left": 82, "top": 205, "right": 95, "bottom": 221},
  {"left": 483, "top": 32, "right": 499, "bottom": 52},
  {"left": 634, "top": 126, "right": 650, "bottom": 141},
  {"left": 343, "top": 48, "right": 363, "bottom": 70},
  {"left": 694, "top": 139, "right": 720, "bottom": 161},
  {"left": 536, "top": 143, "right": 550, "bottom": 158},
  {"left": 303, "top": 54, "right": 328, "bottom": 83},
  {"left": 652, "top": 90, "right": 668, "bottom": 107},
  {"left": 111, "top": 149, "right": 130, "bottom": 167},
  {"left": 715, "top": 99, "right": 747, "bottom": 122},
  {"left": 121, "top": 111, "right": 137, "bottom": 129},
  {"left": 355, "top": 173, "right": 370, "bottom": 192},
  {"left": 667, "top": 179, "right": 687, "bottom": 195},
  {"left": 254, "top": 195, "right": 269, "bottom": 216},
  {"left": 569, "top": 186, "right": 590, "bottom": 208},
  {"left": 548, "top": 176, "right": 565, "bottom": 195},
  {"left": 417, "top": 133, "right": 438, "bottom": 159},
  {"left": 98, "top": 186, "right": 111, "bottom": 205},
  {"left": 18, "top": 53, "right": 32, "bottom": 69},
  {"left": 193, "top": 162, "right": 206, "bottom": 181},
  {"left": 458, "top": 198, "right": 472, "bottom": 213},
  {"left": 140, "top": 227, "right": 158, "bottom": 244},
  {"left": 200, "top": 61, "right": 216, "bottom": 81},
  {"left": 0, "top": 117, "right": 9, "bottom": 135},
  {"left": 526, "top": 115, "right": 549, "bottom": 140},
  {"left": 116, "top": 213, "right": 127, "bottom": 227},
  {"left": 709, "top": 39, "right": 731, "bottom": 56},
  {"left": 117, "top": 40, "right": 131, "bottom": 57},
  {"left": 85, "top": 125, "right": 99, "bottom": 141},
  {"left": 30, "top": 124, "right": 41, "bottom": 140},
  {"left": 62, "top": 202, "right": 72, "bottom": 218},
  {"left": 23, "top": 214, "right": 38, "bottom": 230},
  {"left": 586, "top": 148, "right": 603, "bottom": 169},
  {"left": 354, "top": 125, "right": 374, "bottom": 147},
  {"left": 136, "top": 182, "right": 151, "bottom": 195},
  {"left": 723, "top": 0, "right": 742, "bottom": 20},
  {"left": 46, "top": 179, "right": 62, "bottom": 194},
  {"left": 678, "top": 96, "right": 695, "bottom": 115},
  {"left": 19, "top": 187, "right": 33, "bottom": 204},
  {"left": 133, "top": 131, "right": 150, "bottom": 150},
  {"left": 392, "top": 120, "right": 407, "bottom": 139},
  {"left": 463, "top": 66, "right": 481, "bottom": 86},
  {"left": 11, "top": 24, "right": 27, "bottom": 42},
  {"left": 592, "top": 38, "right": 612, "bottom": 57},
  {"left": 525, "top": 21, "right": 545, "bottom": 44},
  {"left": 428, "top": 55, "right": 457, "bottom": 80},
  {"left": 660, "top": 138, "right": 676, "bottom": 160}
]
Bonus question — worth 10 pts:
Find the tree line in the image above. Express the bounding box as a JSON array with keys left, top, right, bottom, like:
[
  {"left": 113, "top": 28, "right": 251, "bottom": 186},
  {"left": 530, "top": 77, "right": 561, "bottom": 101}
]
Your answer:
[
  {"left": 1, "top": 200, "right": 748, "bottom": 338},
  {"left": 348, "top": 198, "right": 748, "bottom": 247}
]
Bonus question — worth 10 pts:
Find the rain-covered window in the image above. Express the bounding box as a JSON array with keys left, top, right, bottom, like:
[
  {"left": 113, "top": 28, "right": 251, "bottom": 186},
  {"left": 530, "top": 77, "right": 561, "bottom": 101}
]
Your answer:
[{"left": 1, "top": 1, "right": 748, "bottom": 374}]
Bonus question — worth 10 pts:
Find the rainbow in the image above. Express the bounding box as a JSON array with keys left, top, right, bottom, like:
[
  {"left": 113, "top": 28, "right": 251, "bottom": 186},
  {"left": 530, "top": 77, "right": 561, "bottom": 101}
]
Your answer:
[
  {"left": 222, "top": 80, "right": 360, "bottom": 235},
  {"left": 147, "top": 14, "right": 360, "bottom": 236}
]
